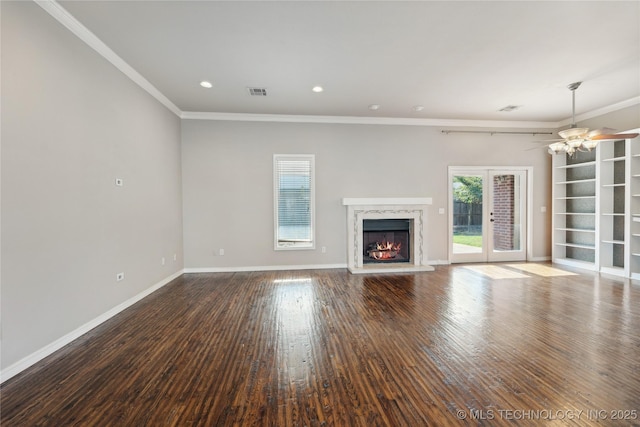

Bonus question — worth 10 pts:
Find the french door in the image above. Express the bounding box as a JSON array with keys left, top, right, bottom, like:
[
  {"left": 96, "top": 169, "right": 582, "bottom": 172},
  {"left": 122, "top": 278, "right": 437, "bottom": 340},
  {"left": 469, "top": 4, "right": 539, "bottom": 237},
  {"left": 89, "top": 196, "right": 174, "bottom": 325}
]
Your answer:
[{"left": 449, "top": 167, "right": 528, "bottom": 263}]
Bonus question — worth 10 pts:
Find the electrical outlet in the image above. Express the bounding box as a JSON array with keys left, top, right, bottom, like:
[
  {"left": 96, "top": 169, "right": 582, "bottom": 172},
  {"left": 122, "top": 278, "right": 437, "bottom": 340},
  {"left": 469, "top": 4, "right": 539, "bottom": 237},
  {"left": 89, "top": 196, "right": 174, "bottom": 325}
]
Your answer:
[
  {"left": 219, "top": 248, "right": 225, "bottom": 256},
  {"left": 116, "top": 272, "right": 125, "bottom": 282},
  {"left": 321, "top": 246, "right": 326, "bottom": 253},
  {"left": 173, "top": 253, "right": 177, "bottom": 262},
  {"left": 161, "top": 257, "right": 166, "bottom": 266}
]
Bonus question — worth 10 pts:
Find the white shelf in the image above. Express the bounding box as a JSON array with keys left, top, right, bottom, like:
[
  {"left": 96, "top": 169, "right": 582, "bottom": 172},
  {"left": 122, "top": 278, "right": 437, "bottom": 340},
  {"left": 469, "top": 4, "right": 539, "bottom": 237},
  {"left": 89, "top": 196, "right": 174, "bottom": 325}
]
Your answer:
[
  {"left": 555, "top": 242, "right": 596, "bottom": 250},
  {"left": 601, "top": 212, "right": 625, "bottom": 216},
  {"left": 602, "top": 240, "right": 625, "bottom": 245},
  {"left": 556, "top": 227, "right": 596, "bottom": 233},
  {"left": 555, "top": 196, "right": 596, "bottom": 200},
  {"left": 556, "top": 161, "right": 596, "bottom": 169},
  {"left": 602, "top": 156, "right": 626, "bottom": 162},
  {"left": 602, "top": 183, "right": 625, "bottom": 187},
  {"left": 555, "top": 178, "right": 596, "bottom": 185},
  {"left": 555, "top": 212, "right": 595, "bottom": 215}
]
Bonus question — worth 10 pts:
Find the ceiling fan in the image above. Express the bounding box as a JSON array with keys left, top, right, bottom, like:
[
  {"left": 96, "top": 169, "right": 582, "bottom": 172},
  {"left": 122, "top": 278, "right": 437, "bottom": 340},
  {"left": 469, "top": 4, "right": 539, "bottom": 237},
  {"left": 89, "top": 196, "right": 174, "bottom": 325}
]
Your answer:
[{"left": 545, "top": 81, "right": 638, "bottom": 156}]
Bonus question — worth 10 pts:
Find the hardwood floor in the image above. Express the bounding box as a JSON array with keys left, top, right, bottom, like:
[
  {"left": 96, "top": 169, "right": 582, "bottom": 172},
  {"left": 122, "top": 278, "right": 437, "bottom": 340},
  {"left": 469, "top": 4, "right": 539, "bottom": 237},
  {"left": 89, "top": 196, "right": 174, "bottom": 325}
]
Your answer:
[{"left": 2, "top": 263, "right": 639, "bottom": 426}]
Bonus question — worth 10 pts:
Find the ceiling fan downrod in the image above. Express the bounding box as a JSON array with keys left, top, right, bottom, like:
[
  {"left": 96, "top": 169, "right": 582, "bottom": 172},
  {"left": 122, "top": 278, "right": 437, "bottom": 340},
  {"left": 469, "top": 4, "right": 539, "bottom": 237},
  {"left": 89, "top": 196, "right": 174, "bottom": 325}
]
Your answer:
[{"left": 568, "top": 81, "right": 582, "bottom": 129}]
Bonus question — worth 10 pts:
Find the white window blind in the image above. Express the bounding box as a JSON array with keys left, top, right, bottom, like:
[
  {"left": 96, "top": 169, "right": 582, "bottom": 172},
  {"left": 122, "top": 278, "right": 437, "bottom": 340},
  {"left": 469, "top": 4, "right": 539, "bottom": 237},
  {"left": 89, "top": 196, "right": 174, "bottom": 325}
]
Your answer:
[{"left": 274, "top": 155, "right": 315, "bottom": 250}]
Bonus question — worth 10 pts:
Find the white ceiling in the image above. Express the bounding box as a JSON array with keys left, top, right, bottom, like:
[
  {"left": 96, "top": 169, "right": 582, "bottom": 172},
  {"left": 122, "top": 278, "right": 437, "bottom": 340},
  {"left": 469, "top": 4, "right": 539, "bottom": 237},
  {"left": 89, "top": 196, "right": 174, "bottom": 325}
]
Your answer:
[{"left": 55, "top": 1, "right": 640, "bottom": 125}]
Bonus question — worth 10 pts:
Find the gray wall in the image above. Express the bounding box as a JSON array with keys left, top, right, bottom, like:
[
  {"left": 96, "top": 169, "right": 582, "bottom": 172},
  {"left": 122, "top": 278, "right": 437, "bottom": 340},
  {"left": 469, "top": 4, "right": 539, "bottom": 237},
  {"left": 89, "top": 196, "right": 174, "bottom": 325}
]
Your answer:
[
  {"left": 181, "top": 105, "right": 640, "bottom": 270},
  {"left": 1, "top": 2, "right": 184, "bottom": 370},
  {"left": 181, "top": 120, "right": 556, "bottom": 269}
]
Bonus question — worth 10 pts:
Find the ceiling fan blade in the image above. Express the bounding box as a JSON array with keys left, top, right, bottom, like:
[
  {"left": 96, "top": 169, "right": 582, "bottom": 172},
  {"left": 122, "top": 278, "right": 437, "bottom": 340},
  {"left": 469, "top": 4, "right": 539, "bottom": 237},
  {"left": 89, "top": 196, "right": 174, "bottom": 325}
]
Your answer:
[
  {"left": 589, "top": 133, "right": 639, "bottom": 141},
  {"left": 587, "top": 127, "right": 618, "bottom": 138}
]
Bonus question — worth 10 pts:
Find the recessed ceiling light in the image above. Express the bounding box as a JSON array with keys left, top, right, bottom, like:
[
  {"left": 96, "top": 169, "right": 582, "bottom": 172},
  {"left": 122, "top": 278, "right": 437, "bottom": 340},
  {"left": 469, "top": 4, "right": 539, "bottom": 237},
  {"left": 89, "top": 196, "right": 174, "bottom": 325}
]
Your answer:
[
  {"left": 200, "top": 81, "right": 213, "bottom": 89},
  {"left": 412, "top": 105, "right": 425, "bottom": 112},
  {"left": 368, "top": 104, "right": 381, "bottom": 110},
  {"left": 312, "top": 86, "right": 324, "bottom": 93}
]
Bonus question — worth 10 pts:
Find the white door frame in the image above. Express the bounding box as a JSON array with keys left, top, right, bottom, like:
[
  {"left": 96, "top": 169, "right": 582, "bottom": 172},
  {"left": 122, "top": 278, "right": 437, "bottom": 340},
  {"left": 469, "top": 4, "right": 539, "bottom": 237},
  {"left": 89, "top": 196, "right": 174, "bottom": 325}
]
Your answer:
[{"left": 448, "top": 166, "right": 533, "bottom": 263}]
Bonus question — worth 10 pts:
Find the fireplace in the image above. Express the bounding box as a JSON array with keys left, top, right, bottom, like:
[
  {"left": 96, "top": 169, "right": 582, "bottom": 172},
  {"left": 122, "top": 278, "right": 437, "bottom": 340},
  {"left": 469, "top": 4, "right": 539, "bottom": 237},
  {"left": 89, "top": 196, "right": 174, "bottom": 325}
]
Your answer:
[
  {"left": 363, "top": 219, "right": 410, "bottom": 264},
  {"left": 342, "top": 197, "right": 434, "bottom": 274}
]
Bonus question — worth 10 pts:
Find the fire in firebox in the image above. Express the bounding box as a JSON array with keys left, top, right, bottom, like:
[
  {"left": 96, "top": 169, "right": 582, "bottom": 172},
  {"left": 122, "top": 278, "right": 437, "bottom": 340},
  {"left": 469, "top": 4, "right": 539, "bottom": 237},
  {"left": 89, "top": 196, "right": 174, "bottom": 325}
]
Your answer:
[{"left": 367, "top": 241, "right": 402, "bottom": 260}]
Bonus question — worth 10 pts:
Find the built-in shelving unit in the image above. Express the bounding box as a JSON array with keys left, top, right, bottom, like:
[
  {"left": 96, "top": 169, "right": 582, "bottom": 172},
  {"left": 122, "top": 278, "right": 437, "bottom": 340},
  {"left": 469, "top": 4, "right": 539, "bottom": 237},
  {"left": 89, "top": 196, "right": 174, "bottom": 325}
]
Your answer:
[
  {"left": 552, "top": 129, "right": 640, "bottom": 278},
  {"left": 598, "top": 138, "right": 627, "bottom": 277},
  {"left": 552, "top": 152, "right": 597, "bottom": 271},
  {"left": 630, "top": 139, "right": 640, "bottom": 279}
]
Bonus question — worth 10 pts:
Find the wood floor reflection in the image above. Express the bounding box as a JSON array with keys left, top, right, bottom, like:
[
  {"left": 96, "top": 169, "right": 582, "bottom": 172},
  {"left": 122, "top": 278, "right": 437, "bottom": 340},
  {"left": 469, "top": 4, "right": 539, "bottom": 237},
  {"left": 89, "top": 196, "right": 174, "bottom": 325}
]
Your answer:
[{"left": 2, "top": 263, "right": 639, "bottom": 426}]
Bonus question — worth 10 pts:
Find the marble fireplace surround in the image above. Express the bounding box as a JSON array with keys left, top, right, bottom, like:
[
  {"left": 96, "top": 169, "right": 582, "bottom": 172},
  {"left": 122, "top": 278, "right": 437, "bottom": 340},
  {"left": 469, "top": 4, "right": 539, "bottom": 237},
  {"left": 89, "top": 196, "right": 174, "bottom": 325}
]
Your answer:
[{"left": 342, "top": 197, "right": 434, "bottom": 274}]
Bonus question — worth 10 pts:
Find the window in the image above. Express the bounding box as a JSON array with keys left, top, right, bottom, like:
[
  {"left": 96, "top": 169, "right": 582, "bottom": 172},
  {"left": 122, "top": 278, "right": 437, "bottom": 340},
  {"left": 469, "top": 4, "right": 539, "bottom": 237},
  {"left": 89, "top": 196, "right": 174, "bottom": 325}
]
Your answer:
[{"left": 274, "top": 154, "right": 315, "bottom": 250}]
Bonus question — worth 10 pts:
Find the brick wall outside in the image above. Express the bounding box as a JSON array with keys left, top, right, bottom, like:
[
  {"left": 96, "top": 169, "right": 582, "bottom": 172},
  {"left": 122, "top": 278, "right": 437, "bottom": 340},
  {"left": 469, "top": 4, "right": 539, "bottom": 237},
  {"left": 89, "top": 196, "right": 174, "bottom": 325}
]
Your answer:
[{"left": 493, "top": 175, "right": 515, "bottom": 250}]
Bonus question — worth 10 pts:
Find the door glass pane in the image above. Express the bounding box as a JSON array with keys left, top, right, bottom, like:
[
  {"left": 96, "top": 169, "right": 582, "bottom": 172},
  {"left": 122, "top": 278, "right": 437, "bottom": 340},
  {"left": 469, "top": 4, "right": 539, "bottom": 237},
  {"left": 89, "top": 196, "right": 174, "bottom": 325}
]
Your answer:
[
  {"left": 491, "top": 174, "right": 521, "bottom": 252},
  {"left": 452, "top": 175, "right": 483, "bottom": 254}
]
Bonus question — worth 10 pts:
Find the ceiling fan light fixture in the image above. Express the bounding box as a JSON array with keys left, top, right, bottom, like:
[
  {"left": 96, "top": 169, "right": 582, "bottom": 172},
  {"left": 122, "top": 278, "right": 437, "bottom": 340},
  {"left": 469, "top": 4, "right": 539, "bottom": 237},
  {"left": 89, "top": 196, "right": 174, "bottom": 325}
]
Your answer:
[
  {"left": 546, "top": 82, "right": 638, "bottom": 156},
  {"left": 567, "top": 139, "right": 585, "bottom": 149},
  {"left": 549, "top": 142, "right": 567, "bottom": 153},
  {"left": 558, "top": 127, "right": 588, "bottom": 140},
  {"left": 582, "top": 140, "right": 599, "bottom": 151}
]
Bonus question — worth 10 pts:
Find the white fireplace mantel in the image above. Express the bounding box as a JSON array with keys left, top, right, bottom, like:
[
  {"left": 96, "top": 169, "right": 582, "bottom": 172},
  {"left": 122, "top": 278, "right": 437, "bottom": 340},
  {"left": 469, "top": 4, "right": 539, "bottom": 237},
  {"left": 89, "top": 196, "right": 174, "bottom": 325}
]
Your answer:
[{"left": 342, "top": 197, "right": 434, "bottom": 274}]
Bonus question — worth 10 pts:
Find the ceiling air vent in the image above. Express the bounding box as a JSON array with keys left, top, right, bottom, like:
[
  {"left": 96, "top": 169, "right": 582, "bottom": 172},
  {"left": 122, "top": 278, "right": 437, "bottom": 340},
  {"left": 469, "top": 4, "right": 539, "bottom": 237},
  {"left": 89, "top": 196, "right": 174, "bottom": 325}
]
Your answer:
[
  {"left": 247, "top": 87, "right": 267, "bottom": 96},
  {"left": 499, "top": 105, "right": 521, "bottom": 112}
]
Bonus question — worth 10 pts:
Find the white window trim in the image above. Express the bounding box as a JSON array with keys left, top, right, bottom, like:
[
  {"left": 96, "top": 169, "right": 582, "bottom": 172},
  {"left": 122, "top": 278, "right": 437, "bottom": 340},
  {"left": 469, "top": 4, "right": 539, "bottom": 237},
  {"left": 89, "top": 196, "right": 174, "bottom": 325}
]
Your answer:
[{"left": 273, "top": 154, "right": 316, "bottom": 251}]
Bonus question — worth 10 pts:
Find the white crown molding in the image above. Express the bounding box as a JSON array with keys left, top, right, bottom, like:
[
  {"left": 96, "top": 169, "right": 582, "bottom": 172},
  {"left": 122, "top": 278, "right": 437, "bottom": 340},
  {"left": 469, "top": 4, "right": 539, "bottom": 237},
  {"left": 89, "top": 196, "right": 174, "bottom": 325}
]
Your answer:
[
  {"left": 181, "top": 111, "right": 558, "bottom": 128},
  {"left": 35, "top": 0, "right": 181, "bottom": 117},
  {"left": 182, "top": 96, "right": 640, "bottom": 127}
]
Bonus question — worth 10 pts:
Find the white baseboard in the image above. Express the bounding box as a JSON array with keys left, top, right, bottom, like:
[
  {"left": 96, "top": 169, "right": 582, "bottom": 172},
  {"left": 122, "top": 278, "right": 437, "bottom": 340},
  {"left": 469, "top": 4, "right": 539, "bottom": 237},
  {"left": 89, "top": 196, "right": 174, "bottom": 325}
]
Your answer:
[
  {"left": 428, "top": 259, "right": 450, "bottom": 265},
  {"left": 0, "top": 269, "right": 184, "bottom": 384},
  {"left": 184, "top": 263, "right": 348, "bottom": 273},
  {"left": 528, "top": 256, "right": 551, "bottom": 262},
  {"left": 427, "top": 258, "right": 552, "bottom": 265}
]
